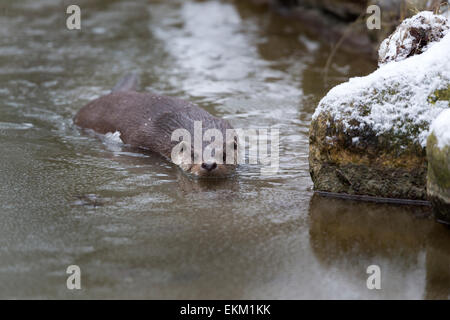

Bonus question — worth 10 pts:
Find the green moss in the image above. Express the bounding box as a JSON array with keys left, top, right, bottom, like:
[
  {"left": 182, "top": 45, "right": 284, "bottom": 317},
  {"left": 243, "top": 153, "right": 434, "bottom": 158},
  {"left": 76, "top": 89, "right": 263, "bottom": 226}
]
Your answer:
[{"left": 428, "top": 85, "right": 450, "bottom": 104}]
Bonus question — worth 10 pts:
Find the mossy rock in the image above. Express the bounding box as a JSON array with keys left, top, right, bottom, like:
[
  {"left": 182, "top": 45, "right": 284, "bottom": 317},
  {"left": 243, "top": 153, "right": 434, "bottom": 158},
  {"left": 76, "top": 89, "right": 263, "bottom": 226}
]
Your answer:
[
  {"left": 309, "top": 113, "right": 428, "bottom": 199},
  {"left": 428, "top": 85, "right": 450, "bottom": 104},
  {"left": 309, "top": 20, "right": 450, "bottom": 200},
  {"left": 427, "top": 132, "right": 450, "bottom": 224}
]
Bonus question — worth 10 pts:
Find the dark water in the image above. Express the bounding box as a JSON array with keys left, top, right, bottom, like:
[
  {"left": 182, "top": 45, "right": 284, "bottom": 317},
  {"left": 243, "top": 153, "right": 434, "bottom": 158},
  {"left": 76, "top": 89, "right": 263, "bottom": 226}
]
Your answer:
[{"left": 0, "top": 0, "right": 449, "bottom": 299}]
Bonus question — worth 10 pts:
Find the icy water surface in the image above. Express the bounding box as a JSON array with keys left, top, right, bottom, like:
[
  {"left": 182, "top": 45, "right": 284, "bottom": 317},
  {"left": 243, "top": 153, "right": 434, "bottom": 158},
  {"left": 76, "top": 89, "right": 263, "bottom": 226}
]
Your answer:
[{"left": 0, "top": 0, "right": 449, "bottom": 299}]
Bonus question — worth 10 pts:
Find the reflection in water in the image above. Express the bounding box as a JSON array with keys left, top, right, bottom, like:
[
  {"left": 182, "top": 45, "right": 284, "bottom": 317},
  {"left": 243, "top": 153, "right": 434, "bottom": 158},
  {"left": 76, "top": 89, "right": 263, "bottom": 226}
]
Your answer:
[
  {"left": 425, "top": 226, "right": 450, "bottom": 299},
  {"left": 0, "top": 0, "right": 448, "bottom": 299},
  {"left": 175, "top": 171, "right": 241, "bottom": 195},
  {"left": 309, "top": 195, "right": 450, "bottom": 299}
]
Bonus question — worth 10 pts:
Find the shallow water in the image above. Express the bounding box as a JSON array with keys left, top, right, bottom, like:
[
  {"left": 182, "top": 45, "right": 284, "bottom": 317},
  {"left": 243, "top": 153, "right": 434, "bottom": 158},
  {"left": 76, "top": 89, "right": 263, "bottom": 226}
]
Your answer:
[{"left": 0, "top": 0, "right": 449, "bottom": 299}]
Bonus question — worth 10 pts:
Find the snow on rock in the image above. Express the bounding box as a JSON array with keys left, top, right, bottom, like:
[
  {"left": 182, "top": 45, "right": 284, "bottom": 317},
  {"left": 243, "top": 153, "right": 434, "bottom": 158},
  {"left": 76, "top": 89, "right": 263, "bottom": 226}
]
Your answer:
[
  {"left": 430, "top": 109, "right": 450, "bottom": 149},
  {"left": 378, "top": 11, "right": 449, "bottom": 66},
  {"left": 427, "top": 108, "right": 450, "bottom": 224},
  {"left": 309, "top": 12, "right": 450, "bottom": 200},
  {"left": 313, "top": 21, "right": 450, "bottom": 148}
]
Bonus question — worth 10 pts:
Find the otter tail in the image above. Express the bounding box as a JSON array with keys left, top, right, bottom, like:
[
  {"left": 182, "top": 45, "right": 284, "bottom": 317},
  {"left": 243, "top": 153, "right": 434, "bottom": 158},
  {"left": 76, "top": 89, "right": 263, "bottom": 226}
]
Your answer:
[{"left": 111, "top": 73, "right": 140, "bottom": 93}]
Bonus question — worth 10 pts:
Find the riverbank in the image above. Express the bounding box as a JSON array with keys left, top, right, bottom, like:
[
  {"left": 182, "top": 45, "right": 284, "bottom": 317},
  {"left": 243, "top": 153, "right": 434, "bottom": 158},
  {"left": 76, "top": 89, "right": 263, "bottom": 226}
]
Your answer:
[
  {"left": 309, "top": 10, "right": 450, "bottom": 223},
  {"left": 242, "top": 0, "right": 446, "bottom": 58}
]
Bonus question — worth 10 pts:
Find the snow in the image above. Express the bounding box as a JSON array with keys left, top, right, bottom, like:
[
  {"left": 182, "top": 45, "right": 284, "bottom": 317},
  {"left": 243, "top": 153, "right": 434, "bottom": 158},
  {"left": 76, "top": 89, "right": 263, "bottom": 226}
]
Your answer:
[
  {"left": 430, "top": 109, "right": 450, "bottom": 149},
  {"left": 445, "top": 10, "right": 450, "bottom": 19},
  {"left": 313, "top": 14, "right": 450, "bottom": 148},
  {"left": 378, "top": 11, "right": 449, "bottom": 66}
]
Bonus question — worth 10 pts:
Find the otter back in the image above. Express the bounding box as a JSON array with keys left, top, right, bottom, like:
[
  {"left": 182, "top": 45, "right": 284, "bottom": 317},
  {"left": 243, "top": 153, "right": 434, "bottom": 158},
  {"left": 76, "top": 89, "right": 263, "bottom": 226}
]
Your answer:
[{"left": 74, "top": 91, "right": 233, "bottom": 159}]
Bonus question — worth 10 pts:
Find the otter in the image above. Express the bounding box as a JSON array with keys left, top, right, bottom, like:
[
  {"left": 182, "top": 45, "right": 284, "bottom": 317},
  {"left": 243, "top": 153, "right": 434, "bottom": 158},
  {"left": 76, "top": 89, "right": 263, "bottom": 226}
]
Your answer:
[{"left": 74, "top": 74, "right": 237, "bottom": 177}]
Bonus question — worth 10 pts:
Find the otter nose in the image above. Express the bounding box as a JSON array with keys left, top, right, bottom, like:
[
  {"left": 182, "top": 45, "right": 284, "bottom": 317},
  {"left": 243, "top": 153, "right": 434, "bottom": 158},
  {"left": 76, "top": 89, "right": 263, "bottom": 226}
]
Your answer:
[{"left": 201, "top": 162, "right": 217, "bottom": 172}]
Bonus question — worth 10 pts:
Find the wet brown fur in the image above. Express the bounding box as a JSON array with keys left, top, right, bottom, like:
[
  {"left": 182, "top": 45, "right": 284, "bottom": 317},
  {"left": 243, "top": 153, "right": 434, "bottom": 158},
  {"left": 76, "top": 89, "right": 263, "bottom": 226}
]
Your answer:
[{"left": 74, "top": 88, "right": 235, "bottom": 177}]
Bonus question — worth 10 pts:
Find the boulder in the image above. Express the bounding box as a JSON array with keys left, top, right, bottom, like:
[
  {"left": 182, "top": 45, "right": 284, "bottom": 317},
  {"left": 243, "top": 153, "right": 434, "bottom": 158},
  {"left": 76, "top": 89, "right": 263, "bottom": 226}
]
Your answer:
[
  {"left": 427, "top": 109, "right": 450, "bottom": 223},
  {"left": 309, "top": 12, "right": 450, "bottom": 200},
  {"left": 378, "top": 11, "right": 449, "bottom": 66}
]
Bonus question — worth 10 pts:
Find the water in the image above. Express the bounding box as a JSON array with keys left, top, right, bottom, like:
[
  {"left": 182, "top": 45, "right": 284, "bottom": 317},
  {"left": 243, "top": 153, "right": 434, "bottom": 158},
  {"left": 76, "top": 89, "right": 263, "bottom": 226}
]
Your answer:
[{"left": 0, "top": 0, "right": 448, "bottom": 299}]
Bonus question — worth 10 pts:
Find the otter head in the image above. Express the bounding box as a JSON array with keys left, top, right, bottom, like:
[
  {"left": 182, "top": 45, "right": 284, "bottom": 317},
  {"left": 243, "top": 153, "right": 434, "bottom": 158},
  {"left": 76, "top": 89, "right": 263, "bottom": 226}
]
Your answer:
[{"left": 171, "top": 137, "right": 238, "bottom": 178}]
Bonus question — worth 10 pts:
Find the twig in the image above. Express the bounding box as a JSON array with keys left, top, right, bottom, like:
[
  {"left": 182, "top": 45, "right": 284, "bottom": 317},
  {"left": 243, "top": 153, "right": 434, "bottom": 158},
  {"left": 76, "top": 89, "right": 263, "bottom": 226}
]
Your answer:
[{"left": 323, "top": 10, "right": 367, "bottom": 89}]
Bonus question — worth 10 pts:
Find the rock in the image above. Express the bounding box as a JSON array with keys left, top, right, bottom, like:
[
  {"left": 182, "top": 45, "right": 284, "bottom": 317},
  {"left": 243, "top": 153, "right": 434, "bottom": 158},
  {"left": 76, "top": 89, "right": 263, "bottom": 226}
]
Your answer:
[
  {"left": 378, "top": 11, "right": 449, "bottom": 66},
  {"left": 427, "top": 109, "right": 450, "bottom": 224},
  {"left": 309, "top": 12, "right": 450, "bottom": 200}
]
